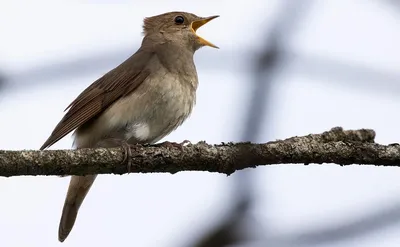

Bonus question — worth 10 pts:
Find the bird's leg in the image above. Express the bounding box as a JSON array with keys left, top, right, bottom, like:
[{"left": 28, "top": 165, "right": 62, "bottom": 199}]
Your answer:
[{"left": 95, "top": 138, "right": 133, "bottom": 173}]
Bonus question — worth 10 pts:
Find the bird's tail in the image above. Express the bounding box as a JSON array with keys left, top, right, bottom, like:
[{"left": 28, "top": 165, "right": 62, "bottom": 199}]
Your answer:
[{"left": 58, "top": 175, "right": 97, "bottom": 242}]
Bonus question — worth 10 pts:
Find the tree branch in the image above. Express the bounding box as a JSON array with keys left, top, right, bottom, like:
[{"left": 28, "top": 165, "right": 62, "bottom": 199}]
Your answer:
[{"left": 0, "top": 127, "right": 398, "bottom": 177}]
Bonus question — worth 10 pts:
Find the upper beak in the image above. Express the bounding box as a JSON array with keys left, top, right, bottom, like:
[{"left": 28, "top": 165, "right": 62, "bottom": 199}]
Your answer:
[{"left": 191, "top": 15, "right": 219, "bottom": 49}]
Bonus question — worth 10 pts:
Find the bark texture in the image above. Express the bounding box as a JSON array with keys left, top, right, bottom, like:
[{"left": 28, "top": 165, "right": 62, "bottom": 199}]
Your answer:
[{"left": 0, "top": 127, "right": 397, "bottom": 177}]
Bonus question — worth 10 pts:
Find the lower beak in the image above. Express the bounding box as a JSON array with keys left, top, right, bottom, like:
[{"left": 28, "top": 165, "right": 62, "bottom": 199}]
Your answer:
[{"left": 191, "top": 15, "right": 219, "bottom": 48}]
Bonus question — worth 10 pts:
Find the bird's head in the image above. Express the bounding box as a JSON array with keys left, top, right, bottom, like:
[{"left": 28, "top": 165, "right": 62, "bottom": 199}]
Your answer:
[{"left": 142, "top": 11, "right": 219, "bottom": 51}]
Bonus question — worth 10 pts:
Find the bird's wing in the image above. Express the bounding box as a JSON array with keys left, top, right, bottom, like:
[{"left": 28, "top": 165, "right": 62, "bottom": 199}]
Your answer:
[{"left": 40, "top": 49, "right": 153, "bottom": 150}]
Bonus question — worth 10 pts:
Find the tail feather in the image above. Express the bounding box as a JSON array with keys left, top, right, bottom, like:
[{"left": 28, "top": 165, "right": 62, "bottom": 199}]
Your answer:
[
  {"left": 58, "top": 175, "right": 97, "bottom": 242},
  {"left": 58, "top": 137, "right": 128, "bottom": 242}
]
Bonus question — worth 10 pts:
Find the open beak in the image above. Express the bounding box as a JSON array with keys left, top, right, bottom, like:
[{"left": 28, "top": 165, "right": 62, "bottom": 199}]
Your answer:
[{"left": 191, "top": 15, "right": 219, "bottom": 48}]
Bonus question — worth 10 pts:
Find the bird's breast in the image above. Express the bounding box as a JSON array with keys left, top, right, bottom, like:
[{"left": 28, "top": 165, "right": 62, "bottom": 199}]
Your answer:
[{"left": 132, "top": 72, "right": 197, "bottom": 143}]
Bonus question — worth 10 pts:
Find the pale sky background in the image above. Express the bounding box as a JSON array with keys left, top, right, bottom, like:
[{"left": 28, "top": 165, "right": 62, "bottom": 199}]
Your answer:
[{"left": 0, "top": 1, "right": 400, "bottom": 247}]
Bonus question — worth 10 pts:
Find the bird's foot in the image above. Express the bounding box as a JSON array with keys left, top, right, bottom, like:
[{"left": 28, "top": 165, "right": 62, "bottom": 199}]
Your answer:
[
  {"left": 119, "top": 141, "right": 133, "bottom": 173},
  {"left": 95, "top": 138, "right": 133, "bottom": 173},
  {"left": 154, "top": 140, "right": 191, "bottom": 151}
]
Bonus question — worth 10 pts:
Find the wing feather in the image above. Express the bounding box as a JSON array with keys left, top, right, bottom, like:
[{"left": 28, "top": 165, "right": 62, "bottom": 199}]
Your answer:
[{"left": 40, "top": 50, "right": 153, "bottom": 150}]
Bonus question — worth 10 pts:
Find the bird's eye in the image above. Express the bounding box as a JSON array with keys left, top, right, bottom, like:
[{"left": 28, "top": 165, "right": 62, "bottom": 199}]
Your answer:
[{"left": 174, "top": 16, "right": 185, "bottom": 24}]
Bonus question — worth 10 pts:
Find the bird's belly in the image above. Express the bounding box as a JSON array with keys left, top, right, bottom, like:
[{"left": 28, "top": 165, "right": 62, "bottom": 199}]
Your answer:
[
  {"left": 74, "top": 75, "right": 195, "bottom": 147},
  {"left": 125, "top": 93, "right": 193, "bottom": 144}
]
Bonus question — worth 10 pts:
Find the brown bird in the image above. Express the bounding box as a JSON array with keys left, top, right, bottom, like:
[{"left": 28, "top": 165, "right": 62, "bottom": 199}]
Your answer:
[{"left": 40, "top": 11, "right": 219, "bottom": 242}]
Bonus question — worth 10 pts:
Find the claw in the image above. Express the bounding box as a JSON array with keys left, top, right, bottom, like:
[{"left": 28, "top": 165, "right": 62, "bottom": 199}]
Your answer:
[{"left": 180, "top": 140, "right": 191, "bottom": 146}]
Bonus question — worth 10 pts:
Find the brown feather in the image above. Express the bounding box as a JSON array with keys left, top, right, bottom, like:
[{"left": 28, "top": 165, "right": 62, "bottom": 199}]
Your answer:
[{"left": 40, "top": 49, "right": 153, "bottom": 150}]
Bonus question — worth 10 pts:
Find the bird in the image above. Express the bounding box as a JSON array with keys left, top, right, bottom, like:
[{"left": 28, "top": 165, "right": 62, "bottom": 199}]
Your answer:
[{"left": 39, "top": 11, "right": 219, "bottom": 242}]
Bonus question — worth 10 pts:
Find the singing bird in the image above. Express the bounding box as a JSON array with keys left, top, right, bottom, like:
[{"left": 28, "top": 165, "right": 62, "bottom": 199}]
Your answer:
[{"left": 40, "top": 11, "right": 219, "bottom": 242}]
